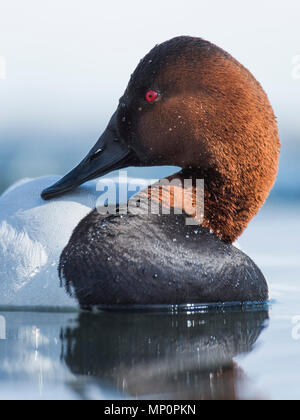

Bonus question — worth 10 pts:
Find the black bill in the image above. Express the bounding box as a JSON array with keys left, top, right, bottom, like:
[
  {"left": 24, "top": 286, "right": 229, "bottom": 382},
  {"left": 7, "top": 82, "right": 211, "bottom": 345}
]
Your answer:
[{"left": 41, "top": 111, "right": 139, "bottom": 200}]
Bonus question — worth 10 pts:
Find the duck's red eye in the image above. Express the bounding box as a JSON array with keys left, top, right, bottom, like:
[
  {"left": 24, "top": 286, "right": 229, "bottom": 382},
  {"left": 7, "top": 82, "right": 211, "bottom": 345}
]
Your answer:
[{"left": 145, "top": 90, "right": 158, "bottom": 103}]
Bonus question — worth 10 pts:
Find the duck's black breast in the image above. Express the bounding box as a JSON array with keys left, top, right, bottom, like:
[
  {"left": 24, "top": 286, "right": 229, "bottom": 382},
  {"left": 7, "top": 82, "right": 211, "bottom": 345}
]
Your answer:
[{"left": 59, "top": 209, "right": 268, "bottom": 308}]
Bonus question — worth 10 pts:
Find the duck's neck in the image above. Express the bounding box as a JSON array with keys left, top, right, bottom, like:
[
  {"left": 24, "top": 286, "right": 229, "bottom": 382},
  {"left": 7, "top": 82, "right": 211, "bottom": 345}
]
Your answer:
[{"left": 146, "top": 168, "right": 257, "bottom": 244}]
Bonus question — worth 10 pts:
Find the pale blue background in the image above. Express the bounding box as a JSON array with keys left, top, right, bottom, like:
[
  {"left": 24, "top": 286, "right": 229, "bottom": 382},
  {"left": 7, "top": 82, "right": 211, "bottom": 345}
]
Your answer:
[
  {"left": 0, "top": 0, "right": 299, "bottom": 198},
  {"left": 0, "top": 0, "right": 300, "bottom": 400}
]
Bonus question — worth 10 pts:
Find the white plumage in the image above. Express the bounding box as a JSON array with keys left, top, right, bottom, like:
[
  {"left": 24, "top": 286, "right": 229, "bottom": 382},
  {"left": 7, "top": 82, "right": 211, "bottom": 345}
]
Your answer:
[
  {"left": 0, "top": 175, "right": 151, "bottom": 309},
  {"left": 0, "top": 176, "right": 101, "bottom": 309}
]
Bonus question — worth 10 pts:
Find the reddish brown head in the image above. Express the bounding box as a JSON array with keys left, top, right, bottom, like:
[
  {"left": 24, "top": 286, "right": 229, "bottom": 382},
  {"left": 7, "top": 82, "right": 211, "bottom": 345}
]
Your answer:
[
  {"left": 43, "top": 36, "right": 280, "bottom": 244},
  {"left": 117, "top": 36, "right": 281, "bottom": 243}
]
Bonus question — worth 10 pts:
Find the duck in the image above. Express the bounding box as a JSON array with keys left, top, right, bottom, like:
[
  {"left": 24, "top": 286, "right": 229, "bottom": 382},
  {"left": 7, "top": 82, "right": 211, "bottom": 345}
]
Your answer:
[{"left": 2, "top": 36, "right": 280, "bottom": 309}]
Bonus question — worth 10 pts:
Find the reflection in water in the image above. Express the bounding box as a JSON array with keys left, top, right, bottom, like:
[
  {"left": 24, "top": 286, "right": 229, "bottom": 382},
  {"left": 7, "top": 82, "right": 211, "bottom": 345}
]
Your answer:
[{"left": 61, "top": 308, "right": 268, "bottom": 400}]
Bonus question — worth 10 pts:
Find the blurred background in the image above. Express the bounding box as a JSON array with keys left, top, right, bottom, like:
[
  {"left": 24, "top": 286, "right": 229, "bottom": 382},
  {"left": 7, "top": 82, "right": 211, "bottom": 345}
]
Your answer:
[
  {"left": 0, "top": 0, "right": 299, "bottom": 199},
  {"left": 0, "top": 1, "right": 300, "bottom": 400}
]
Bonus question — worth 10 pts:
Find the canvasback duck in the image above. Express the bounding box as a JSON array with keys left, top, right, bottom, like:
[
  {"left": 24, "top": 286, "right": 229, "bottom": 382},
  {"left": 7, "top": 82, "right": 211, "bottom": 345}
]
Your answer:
[{"left": 39, "top": 36, "right": 280, "bottom": 307}]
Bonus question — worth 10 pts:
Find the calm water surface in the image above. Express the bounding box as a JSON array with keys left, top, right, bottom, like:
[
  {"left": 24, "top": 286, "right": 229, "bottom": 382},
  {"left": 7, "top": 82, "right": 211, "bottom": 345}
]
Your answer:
[{"left": 0, "top": 202, "right": 299, "bottom": 400}]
